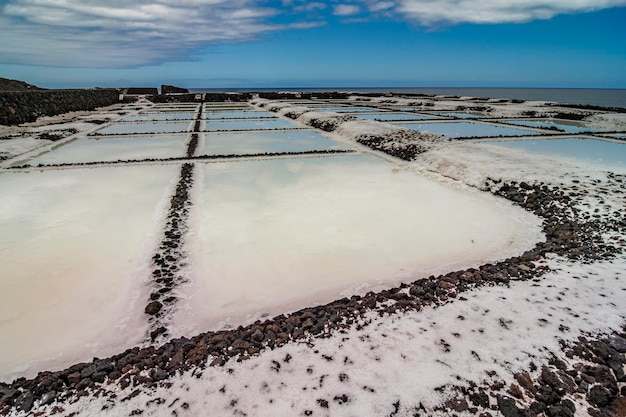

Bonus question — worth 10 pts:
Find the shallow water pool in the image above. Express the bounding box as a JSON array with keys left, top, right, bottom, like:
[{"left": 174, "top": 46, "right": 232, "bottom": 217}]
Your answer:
[
  {"left": 121, "top": 112, "right": 196, "bottom": 122},
  {"left": 483, "top": 138, "right": 626, "bottom": 172},
  {"left": 318, "top": 107, "right": 380, "bottom": 113},
  {"left": 202, "top": 130, "right": 349, "bottom": 155},
  {"left": 504, "top": 119, "right": 597, "bottom": 134},
  {"left": 0, "top": 165, "right": 178, "bottom": 381},
  {"left": 203, "top": 111, "right": 276, "bottom": 120},
  {"left": 95, "top": 121, "right": 192, "bottom": 135},
  {"left": 203, "top": 119, "right": 301, "bottom": 131},
  {"left": 395, "top": 121, "right": 540, "bottom": 138},
  {"left": 173, "top": 154, "right": 542, "bottom": 334},
  {"left": 23, "top": 135, "right": 189, "bottom": 165},
  {"left": 356, "top": 113, "right": 433, "bottom": 121}
]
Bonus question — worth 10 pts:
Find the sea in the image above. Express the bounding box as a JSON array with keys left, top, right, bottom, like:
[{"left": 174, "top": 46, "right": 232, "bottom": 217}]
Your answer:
[{"left": 189, "top": 87, "right": 626, "bottom": 109}]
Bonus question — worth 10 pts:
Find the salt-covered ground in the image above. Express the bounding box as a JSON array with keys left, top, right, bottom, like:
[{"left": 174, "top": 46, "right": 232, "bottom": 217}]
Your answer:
[
  {"left": 39, "top": 257, "right": 625, "bottom": 417},
  {"left": 1, "top": 94, "right": 625, "bottom": 416}
]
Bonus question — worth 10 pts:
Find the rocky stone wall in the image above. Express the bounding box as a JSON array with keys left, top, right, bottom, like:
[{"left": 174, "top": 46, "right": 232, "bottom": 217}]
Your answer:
[
  {"left": 0, "top": 89, "right": 120, "bottom": 126},
  {"left": 160, "top": 85, "right": 189, "bottom": 95}
]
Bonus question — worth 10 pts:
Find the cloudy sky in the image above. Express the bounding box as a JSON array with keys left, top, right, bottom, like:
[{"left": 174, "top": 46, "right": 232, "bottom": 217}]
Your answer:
[{"left": 0, "top": 0, "right": 625, "bottom": 88}]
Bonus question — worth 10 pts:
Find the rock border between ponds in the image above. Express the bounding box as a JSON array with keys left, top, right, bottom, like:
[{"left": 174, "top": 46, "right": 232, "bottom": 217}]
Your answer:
[
  {"left": 145, "top": 105, "right": 203, "bottom": 342},
  {"left": 144, "top": 162, "right": 195, "bottom": 343},
  {"left": 1, "top": 106, "right": 625, "bottom": 416},
  {"left": 5, "top": 149, "right": 356, "bottom": 171}
]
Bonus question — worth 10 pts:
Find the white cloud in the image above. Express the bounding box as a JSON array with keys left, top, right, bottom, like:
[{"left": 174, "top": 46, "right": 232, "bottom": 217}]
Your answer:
[
  {"left": 369, "top": 0, "right": 626, "bottom": 25},
  {"left": 333, "top": 4, "right": 361, "bottom": 16},
  {"left": 367, "top": 1, "right": 395, "bottom": 12},
  {"left": 0, "top": 0, "right": 624, "bottom": 68},
  {"left": 0, "top": 0, "right": 283, "bottom": 67}
]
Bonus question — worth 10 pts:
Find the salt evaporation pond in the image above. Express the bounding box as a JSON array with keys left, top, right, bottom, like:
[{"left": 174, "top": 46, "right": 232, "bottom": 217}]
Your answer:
[
  {"left": 95, "top": 121, "right": 192, "bottom": 135},
  {"left": 173, "top": 154, "right": 542, "bottom": 334},
  {"left": 121, "top": 112, "right": 195, "bottom": 122},
  {"left": 504, "top": 119, "right": 597, "bottom": 133},
  {"left": 204, "top": 111, "right": 276, "bottom": 120},
  {"left": 203, "top": 119, "right": 301, "bottom": 131},
  {"left": 0, "top": 165, "right": 178, "bottom": 381},
  {"left": 318, "top": 107, "right": 380, "bottom": 113},
  {"left": 23, "top": 135, "right": 188, "bottom": 165},
  {"left": 356, "top": 113, "right": 433, "bottom": 121},
  {"left": 0, "top": 101, "right": 550, "bottom": 383},
  {"left": 202, "top": 130, "right": 348, "bottom": 155},
  {"left": 395, "top": 121, "right": 540, "bottom": 138},
  {"left": 483, "top": 138, "right": 626, "bottom": 172}
]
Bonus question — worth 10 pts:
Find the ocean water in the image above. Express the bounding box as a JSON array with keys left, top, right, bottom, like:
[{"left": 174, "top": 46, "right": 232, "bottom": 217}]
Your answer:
[{"left": 190, "top": 88, "right": 626, "bottom": 109}]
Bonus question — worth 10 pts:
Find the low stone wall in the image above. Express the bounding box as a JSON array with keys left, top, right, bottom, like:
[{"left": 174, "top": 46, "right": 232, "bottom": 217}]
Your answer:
[{"left": 0, "top": 89, "right": 121, "bottom": 125}]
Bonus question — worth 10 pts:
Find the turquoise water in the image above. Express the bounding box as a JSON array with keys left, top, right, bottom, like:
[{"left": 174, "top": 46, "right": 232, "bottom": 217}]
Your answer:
[
  {"left": 395, "top": 121, "right": 539, "bottom": 138},
  {"left": 485, "top": 138, "right": 625, "bottom": 171}
]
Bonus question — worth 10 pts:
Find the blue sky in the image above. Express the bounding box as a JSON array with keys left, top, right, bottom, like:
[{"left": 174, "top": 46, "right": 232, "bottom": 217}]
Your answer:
[{"left": 0, "top": 0, "right": 625, "bottom": 89}]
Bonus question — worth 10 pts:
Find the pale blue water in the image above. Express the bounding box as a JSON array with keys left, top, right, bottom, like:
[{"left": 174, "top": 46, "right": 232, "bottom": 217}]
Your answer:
[
  {"left": 395, "top": 121, "right": 540, "bottom": 138},
  {"left": 504, "top": 120, "right": 597, "bottom": 134},
  {"left": 203, "top": 119, "right": 301, "bottom": 131},
  {"left": 202, "top": 130, "right": 348, "bottom": 155},
  {"left": 204, "top": 111, "right": 276, "bottom": 120},
  {"left": 485, "top": 138, "right": 625, "bottom": 171},
  {"left": 356, "top": 113, "right": 433, "bottom": 121},
  {"left": 95, "top": 121, "right": 192, "bottom": 135},
  {"left": 24, "top": 135, "right": 188, "bottom": 165},
  {"left": 121, "top": 112, "right": 195, "bottom": 122},
  {"left": 317, "top": 107, "right": 380, "bottom": 113}
]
